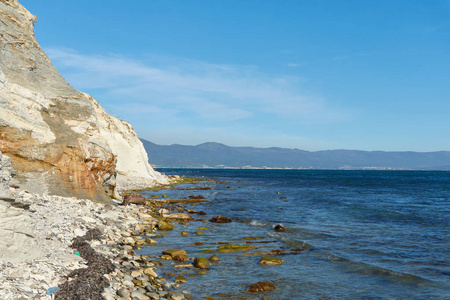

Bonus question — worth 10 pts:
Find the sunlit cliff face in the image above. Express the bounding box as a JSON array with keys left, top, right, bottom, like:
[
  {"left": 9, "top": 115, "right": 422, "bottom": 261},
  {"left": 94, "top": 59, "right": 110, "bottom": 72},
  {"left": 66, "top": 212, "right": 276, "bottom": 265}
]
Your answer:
[{"left": 0, "top": 0, "right": 117, "bottom": 200}]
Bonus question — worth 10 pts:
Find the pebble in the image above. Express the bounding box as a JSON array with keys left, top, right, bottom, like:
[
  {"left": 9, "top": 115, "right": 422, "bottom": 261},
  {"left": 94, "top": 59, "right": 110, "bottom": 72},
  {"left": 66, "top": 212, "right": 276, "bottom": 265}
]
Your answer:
[
  {"left": 146, "top": 292, "right": 160, "bottom": 299},
  {"left": 170, "top": 292, "right": 186, "bottom": 300},
  {"left": 117, "top": 287, "right": 131, "bottom": 297},
  {"left": 144, "top": 268, "right": 158, "bottom": 278},
  {"left": 131, "top": 270, "right": 143, "bottom": 277}
]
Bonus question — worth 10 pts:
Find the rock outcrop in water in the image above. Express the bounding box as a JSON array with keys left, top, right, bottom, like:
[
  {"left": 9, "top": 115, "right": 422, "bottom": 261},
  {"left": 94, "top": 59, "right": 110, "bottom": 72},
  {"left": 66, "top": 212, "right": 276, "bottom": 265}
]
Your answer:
[{"left": 0, "top": 0, "right": 167, "bottom": 201}]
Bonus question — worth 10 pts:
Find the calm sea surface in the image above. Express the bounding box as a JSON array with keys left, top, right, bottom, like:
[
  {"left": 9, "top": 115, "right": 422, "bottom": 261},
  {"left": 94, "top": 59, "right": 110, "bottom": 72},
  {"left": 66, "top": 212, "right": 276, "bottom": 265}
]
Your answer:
[{"left": 139, "top": 169, "right": 450, "bottom": 299}]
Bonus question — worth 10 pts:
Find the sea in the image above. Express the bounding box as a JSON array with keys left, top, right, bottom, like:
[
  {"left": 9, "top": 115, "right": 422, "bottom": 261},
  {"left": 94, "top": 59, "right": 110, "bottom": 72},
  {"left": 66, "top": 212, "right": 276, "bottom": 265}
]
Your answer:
[{"left": 138, "top": 169, "right": 450, "bottom": 299}]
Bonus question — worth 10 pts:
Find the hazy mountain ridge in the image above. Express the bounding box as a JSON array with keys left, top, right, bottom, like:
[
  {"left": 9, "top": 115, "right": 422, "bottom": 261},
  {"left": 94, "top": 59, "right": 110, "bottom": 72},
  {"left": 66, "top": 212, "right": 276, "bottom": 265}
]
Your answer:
[{"left": 141, "top": 139, "right": 450, "bottom": 170}]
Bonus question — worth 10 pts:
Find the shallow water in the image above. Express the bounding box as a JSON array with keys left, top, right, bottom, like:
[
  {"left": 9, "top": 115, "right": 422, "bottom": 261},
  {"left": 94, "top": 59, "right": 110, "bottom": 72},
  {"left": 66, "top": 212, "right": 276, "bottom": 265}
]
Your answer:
[{"left": 139, "top": 169, "right": 450, "bottom": 299}]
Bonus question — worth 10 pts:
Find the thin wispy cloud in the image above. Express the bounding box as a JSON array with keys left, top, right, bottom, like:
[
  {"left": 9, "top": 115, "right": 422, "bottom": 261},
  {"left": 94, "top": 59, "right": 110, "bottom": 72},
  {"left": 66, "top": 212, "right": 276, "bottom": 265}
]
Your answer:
[
  {"left": 287, "top": 62, "right": 308, "bottom": 68},
  {"left": 47, "top": 48, "right": 346, "bottom": 126},
  {"left": 332, "top": 55, "right": 350, "bottom": 61}
]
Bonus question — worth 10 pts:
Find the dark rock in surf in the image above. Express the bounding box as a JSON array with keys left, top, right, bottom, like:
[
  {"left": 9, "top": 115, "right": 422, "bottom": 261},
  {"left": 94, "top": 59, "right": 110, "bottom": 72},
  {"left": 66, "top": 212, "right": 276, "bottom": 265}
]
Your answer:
[
  {"left": 209, "top": 215, "right": 232, "bottom": 223},
  {"left": 246, "top": 281, "right": 276, "bottom": 292},
  {"left": 189, "top": 195, "right": 205, "bottom": 199},
  {"left": 274, "top": 224, "right": 285, "bottom": 232}
]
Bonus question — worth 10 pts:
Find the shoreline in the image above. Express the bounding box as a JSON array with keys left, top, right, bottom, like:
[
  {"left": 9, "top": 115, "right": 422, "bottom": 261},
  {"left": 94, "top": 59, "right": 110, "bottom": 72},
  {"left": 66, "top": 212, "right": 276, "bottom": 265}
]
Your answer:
[{"left": 0, "top": 178, "right": 192, "bottom": 300}]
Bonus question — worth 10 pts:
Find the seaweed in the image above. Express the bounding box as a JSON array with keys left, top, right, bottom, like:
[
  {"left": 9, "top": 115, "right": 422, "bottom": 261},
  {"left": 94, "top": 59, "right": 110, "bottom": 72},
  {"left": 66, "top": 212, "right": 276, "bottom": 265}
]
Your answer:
[{"left": 55, "top": 228, "right": 115, "bottom": 300}]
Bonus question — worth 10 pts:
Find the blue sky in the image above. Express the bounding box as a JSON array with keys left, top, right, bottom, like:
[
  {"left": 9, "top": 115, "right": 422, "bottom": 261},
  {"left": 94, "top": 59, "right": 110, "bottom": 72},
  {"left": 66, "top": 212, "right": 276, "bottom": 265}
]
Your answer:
[{"left": 20, "top": 0, "right": 450, "bottom": 151}]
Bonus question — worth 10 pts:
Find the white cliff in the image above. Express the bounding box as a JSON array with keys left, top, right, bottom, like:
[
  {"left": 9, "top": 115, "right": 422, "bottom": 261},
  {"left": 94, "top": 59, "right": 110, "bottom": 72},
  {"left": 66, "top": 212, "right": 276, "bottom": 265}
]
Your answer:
[
  {"left": 88, "top": 93, "right": 169, "bottom": 189},
  {"left": 0, "top": 0, "right": 167, "bottom": 200}
]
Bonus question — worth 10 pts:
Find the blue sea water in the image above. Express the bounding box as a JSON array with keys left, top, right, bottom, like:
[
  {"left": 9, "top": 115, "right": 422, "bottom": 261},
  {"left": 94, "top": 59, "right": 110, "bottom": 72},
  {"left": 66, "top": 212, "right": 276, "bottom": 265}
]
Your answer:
[{"left": 139, "top": 169, "right": 450, "bottom": 299}]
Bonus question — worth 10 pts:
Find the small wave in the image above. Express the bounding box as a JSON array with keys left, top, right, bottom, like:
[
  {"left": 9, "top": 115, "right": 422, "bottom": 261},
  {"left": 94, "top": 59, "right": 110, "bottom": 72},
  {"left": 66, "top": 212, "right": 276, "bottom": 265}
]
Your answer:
[
  {"left": 249, "top": 220, "right": 268, "bottom": 226},
  {"left": 327, "top": 254, "right": 435, "bottom": 285},
  {"left": 267, "top": 232, "right": 314, "bottom": 250}
]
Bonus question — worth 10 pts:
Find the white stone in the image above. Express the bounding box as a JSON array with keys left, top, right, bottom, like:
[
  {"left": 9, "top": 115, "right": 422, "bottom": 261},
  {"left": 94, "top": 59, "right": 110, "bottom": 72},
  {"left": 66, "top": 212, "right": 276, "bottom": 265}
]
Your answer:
[
  {"left": 73, "top": 228, "right": 86, "bottom": 236},
  {"left": 121, "top": 237, "right": 135, "bottom": 245},
  {"left": 144, "top": 268, "right": 158, "bottom": 278},
  {"left": 81, "top": 216, "right": 97, "bottom": 223}
]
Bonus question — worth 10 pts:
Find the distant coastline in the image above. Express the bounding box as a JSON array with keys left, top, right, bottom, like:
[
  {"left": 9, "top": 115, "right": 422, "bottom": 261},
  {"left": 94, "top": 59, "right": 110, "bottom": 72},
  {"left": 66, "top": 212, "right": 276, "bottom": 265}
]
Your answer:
[
  {"left": 142, "top": 139, "right": 450, "bottom": 171},
  {"left": 156, "top": 166, "right": 438, "bottom": 171}
]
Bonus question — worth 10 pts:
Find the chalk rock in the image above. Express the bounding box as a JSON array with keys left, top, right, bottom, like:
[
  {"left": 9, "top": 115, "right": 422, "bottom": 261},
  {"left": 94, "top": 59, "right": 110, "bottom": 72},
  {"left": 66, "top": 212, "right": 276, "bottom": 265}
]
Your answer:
[
  {"left": 73, "top": 228, "right": 86, "bottom": 237},
  {"left": 0, "top": 152, "right": 43, "bottom": 262},
  {"left": 0, "top": 0, "right": 167, "bottom": 201},
  {"left": 0, "top": 151, "right": 13, "bottom": 198}
]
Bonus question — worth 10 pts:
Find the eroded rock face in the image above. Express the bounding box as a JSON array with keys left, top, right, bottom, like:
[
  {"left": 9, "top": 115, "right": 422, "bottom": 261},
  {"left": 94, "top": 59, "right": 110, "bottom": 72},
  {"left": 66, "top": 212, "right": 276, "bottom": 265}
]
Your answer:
[
  {"left": 0, "top": 151, "right": 43, "bottom": 262},
  {"left": 90, "top": 97, "right": 169, "bottom": 190},
  {"left": 0, "top": 0, "right": 166, "bottom": 200},
  {"left": 0, "top": 150, "right": 13, "bottom": 198}
]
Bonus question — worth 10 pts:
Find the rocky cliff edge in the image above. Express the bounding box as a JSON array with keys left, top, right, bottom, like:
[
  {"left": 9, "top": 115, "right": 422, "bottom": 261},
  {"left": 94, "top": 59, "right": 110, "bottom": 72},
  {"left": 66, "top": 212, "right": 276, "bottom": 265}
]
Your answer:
[{"left": 0, "top": 0, "right": 168, "bottom": 201}]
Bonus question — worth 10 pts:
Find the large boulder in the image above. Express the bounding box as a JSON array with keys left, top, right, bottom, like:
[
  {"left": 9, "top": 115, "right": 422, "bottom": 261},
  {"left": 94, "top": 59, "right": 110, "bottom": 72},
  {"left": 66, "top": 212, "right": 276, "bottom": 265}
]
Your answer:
[{"left": 0, "top": 0, "right": 167, "bottom": 201}]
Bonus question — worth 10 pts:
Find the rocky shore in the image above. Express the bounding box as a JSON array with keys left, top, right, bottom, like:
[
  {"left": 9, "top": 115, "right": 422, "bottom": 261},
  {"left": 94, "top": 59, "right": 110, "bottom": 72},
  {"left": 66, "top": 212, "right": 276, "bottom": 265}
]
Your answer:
[
  {"left": 0, "top": 186, "right": 195, "bottom": 300},
  {"left": 0, "top": 150, "right": 189, "bottom": 300},
  {"left": 1, "top": 150, "right": 289, "bottom": 299}
]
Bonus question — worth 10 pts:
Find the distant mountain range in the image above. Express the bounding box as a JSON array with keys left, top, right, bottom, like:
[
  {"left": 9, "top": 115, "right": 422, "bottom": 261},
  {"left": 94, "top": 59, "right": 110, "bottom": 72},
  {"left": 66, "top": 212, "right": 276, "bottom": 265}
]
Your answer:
[{"left": 141, "top": 139, "right": 450, "bottom": 170}]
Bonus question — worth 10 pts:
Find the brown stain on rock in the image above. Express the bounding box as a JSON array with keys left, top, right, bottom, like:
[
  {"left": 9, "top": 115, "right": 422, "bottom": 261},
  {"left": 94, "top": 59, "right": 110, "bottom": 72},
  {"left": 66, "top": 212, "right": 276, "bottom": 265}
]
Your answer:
[{"left": 0, "top": 121, "right": 116, "bottom": 202}]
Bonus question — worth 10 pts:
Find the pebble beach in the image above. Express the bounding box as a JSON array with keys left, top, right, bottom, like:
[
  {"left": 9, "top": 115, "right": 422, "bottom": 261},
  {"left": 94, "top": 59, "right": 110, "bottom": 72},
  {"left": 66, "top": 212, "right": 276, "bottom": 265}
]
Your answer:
[{"left": 0, "top": 179, "right": 194, "bottom": 300}]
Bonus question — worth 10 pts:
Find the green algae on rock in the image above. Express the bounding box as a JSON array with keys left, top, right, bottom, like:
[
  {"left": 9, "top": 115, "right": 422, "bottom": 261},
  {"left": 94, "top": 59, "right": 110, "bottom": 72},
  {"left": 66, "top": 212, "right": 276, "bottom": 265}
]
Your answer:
[
  {"left": 259, "top": 256, "right": 284, "bottom": 265},
  {"left": 217, "top": 244, "right": 259, "bottom": 253},
  {"left": 193, "top": 257, "right": 210, "bottom": 269},
  {"left": 208, "top": 255, "right": 220, "bottom": 261},
  {"left": 162, "top": 249, "right": 187, "bottom": 258},
  {"left": 157, "top": 219, "right": 174, "bottom": 231},
  {"left": 175, "top": 275, "right": 187, "bottom": 283},
  {"left": 173, "top": 253, "right": 190, "bottom": 262}
]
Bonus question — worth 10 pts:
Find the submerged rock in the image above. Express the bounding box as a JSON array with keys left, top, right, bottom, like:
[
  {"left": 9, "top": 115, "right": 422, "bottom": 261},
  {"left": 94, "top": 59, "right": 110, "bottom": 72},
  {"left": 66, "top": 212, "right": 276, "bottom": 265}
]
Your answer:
[
  {"left": 209, "top": 215, "right": 232, "bottom": 223},
  {"left": 246, "top": 281, "right": 276, "bottom": 292},
  {"left": 193, "top": 257, "right": 210, "bottom": 269},
  {"left": 217, "top": 244, "right": 259, "bottom": 252},
  {"left": 208, "top": 255, "right": 220, "bottom": 262},
  {"left": 175, "top": 275, "right": 187, "bottom": 283},
  {"left": 162, "top": 249, "right": 187, "bottom": 258},
  {"left": 173, "top": 254, "right": 190, "bottom": 262},
  {"left": 259, "top": 256, "right": 284, "bottom": 265}
]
